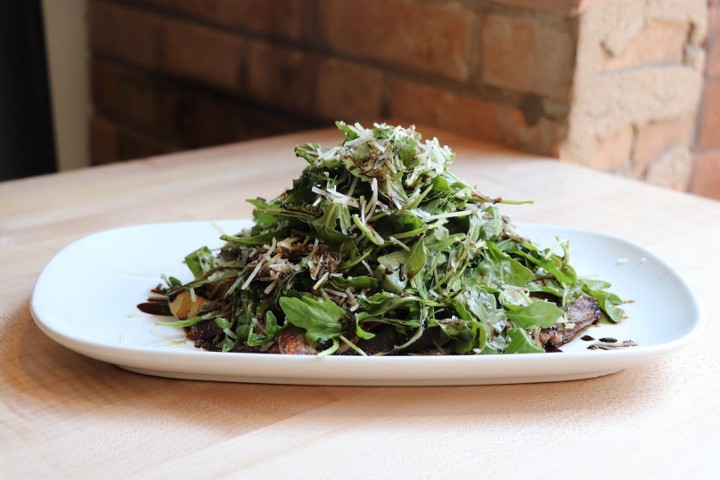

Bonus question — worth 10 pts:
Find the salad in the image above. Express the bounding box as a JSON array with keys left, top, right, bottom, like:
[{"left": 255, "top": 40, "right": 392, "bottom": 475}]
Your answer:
[{"left": 148, "top": 122, "right": 624, "bottom": 356}]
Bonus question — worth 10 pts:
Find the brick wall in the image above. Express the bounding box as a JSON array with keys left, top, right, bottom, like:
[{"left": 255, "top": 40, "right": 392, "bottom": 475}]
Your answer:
[
  {"left": 692, "top": 0, "right": 720, "bottom": 199},
  {"left": 88, "top": 0, "right": 318, "bottom": 164},
  {"left": 88, "top": 0, "right": 576, "bottom": 165},
  {"left": 88, "top": 0, "right": 717, "bottom": 200},
  {"left": 561, "top": 0, "right": 707, "bottom": 192}
]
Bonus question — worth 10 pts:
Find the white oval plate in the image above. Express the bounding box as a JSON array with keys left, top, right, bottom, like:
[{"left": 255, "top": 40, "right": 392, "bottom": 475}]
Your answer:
[{"left": 30, "top": 221, "right": 702, "bottom": 386}]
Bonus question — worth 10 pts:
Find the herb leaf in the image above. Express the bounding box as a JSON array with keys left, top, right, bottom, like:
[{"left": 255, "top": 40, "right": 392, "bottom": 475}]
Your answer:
[
  {"left": 504, "top": 328, "right": 544, "bottom": 353},
  {"left": 184, "top": 247, "right": 214, "bottom": 278},
  {"left": 506, "top": 301, "right": 564, "bottom": 329},
  {"left": 279, "top": 295, "right": 345, "bottom": 344}
]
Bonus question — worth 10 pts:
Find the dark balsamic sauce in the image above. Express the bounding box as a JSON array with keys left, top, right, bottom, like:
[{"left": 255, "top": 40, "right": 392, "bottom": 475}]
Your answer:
[
  {"left": 580, "top": 335, "right": 595, "bottom": 341},
  {"left": 587, "top": 338, "right": 638, "bottom": 350},
  {"left": 136, "top": 301, "right": 172, "bottom": 316}
]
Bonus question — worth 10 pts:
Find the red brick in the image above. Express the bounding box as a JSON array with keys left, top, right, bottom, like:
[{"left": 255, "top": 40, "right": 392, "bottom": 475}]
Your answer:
[
  {"left": 690, "top": 149, "right": 720, "bottom": 200},
  {"left": 91, "top": 56, "right": 312, "bottom": 150},
  {"left": 162, "top": 19, "right": 244, "bottom": 93},
  {"left": 482, "top": 14, "right": 575, "bottom": 100},
  {"left": 89, "top": 60, "right": 181, "bottom": 143},
  {"left": 644, "top": 146, "right": 693, "bottom": 191},
  {"left": 132, "top": 0, "right": 176, "bottom": 7},
  {"left": 89, "top": 115, "right": 118, "bottom": 165},
  {"left": 171, "top": 91, "right": 271, "bottom": 148},
  {"left": 151, "top": 79, "right": 312, "bottom": 149},
  {"left": 90, "top": 62, "right": 184, "bottom": 150},
  {"left": 605, "top": 21, "right": 688, "bottom": 70},
  {"left": 389, "top": 79, "right": 561, "bottom": 155},
  {"left": 91, "top": 60, "right": 160, "bottom": 131},
  {"left": 172, "top": 91, "right": 315, "bottom": 148},
  {"left": 633, "top": 114, "right": 695, "bottom": 176},
  {"left": 317, "top": 0, "right": 473, "bottom": 81},
  {"left": 696, "top": 79, "right": 720, "bottom": 151},
  {"left": 488, "top": 0, "right": 579, "bottom": 14},
  {"left": 592, "top": 126, "right": 634, "bottom": 172},
  {"left": 314, "top": 60, "right": 384, "bottom": 122},
  {"left": 139, "top": 0, "right": 313, "bottom": 40},
  {"left": 89, "top": 0, "right": 162, "bottom": 70},
  {"left": 246, "top": 41, "right": 317, "bottom": 113},
  {"left": 708, "top": 4, "right": 720, "bottom": 78},
  {"left": 117, "top": 127, "right": 176, "bottom": 161}
]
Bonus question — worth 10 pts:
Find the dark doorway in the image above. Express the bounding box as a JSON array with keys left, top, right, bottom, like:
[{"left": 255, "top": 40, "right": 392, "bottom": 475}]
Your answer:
[{"left": 0, "top": 0, "right": 57, "bottom": 181}]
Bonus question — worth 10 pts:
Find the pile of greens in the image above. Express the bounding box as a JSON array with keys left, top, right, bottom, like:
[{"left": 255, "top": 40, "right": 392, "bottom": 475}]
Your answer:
[{"left": 161, "top": 122, "right": 623, "bottom": 355}]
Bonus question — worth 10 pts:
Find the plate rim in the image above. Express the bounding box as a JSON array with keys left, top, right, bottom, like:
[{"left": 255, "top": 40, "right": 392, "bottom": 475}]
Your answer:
[{"left": 29, "top": 220, "right": 704, "bottom": 385}]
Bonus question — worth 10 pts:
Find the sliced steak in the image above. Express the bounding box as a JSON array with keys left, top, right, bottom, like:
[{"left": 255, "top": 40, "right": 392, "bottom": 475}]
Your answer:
[
  {"left": 539, "top": 294, "right": 603, "bottom": 348},
  {"left": 343, "top": 325, "right": 405, "bottom": 356},
  {"left": 187, "top": 319, "right": 224, "bottom": 351},
  {"left": 277, "top": 327, "right": 318, "bottom": 355}
]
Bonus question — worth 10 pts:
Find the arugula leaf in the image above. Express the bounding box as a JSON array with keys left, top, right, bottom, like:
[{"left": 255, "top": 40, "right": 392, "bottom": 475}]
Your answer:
[
  {"left": 452, "top": 289, "right": 501, "bottom": 325},
  {"left": 279, "top": 295, "right": 345, "bottom": 344},
  {"left": 514, "top": 245, "right": 575, "bottom": 286},
  {"left": 479, "top": 243, "right": 535, "bottom": 287},
  {"left": 221, "top": 230, "right": 285, "bottom": 247},
  {"left": 406, "top": 238, "right": 427, "bottom": 278},
  {"left": 245, "top": 311, "right": 283, "bottom": 347},
  {"left": 397, "top": 136, "right": 419, "bottom": 167},
  {"left": 353, "top": 313, "right": 377, "bottom": 341},
  {"left": 351, "top": 214, "right": 384, "bottom": 246},
  {"left": 294, "top": 142, "right": 323, "bottom": 164},
  {"left": 311, "top": 202, "right": 351, "bottom": 245},
  {"left": 330, "top": 275, "right": 378, "bottom": 289},
  {"left": 504, "top": 328, "right": 544, "bottom": 353},
  {"left": 336, "top": 120, "right": 359, "bottom": 142},
  {"left": 184, "top": 247, "right": 214, "bottom": 278},
  {"left": 505, "top": 300, "right": 563, "bottom": 329},
  {"left": 583, "top": 281, "right": 624, "bottom": 322},
  {"left": 437, "top": 318, "right": 488, "bottom": 354},
  {"left": 247, "top": 198, "right": 277, "bottom": 228}
]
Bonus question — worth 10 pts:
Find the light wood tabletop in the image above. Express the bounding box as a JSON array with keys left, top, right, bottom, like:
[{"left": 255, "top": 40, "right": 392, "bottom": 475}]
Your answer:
[{"left": 2, "top": 126, "right": 719, "bottom": 478}]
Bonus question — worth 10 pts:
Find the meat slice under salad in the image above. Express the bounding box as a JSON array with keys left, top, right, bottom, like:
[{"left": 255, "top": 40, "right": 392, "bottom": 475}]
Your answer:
[{"left": 539, "top": 294, "right": 603, "bottom": 348}]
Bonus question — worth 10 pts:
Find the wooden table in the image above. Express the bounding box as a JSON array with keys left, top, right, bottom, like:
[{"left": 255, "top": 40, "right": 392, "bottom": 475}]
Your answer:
[{"left": 2, "top": 127, "right": 719, "bottom": 478}]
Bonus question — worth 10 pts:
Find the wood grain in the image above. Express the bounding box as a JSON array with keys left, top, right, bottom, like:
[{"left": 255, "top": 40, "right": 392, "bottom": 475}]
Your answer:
[{"left": 1, "top": 127, "right": 719, "bottom": 478}]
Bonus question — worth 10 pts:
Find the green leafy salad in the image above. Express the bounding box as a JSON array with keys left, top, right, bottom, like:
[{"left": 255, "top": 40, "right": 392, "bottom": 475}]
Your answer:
[{"left": 153, "top": 122, "right": 624, "bottom": 356}]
